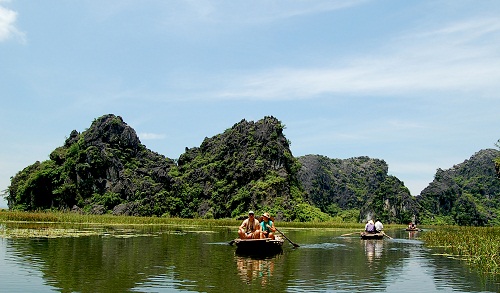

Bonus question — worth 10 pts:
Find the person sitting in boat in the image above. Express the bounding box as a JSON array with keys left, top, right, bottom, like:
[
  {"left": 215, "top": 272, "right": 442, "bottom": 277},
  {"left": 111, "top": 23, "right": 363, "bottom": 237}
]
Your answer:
[
  {"left": 408, "top": 222, "right": 416, "bottom": 229},
  {"left": 365, "top": 220, "right": 376, "bottom": 233},
  {"left": 238, "top": 210, "right": 261, "bottom": 239},
  {"left": 374, "top": 219, "right": 383, "bottom": 232},
  {"left": 260, "top": 212, "right": 276, "bottom": 239}
]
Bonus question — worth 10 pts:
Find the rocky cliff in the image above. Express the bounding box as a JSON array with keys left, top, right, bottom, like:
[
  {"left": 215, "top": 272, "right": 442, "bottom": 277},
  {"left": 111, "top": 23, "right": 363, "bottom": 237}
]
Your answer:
[
  {"left": 9, "top": 113, "right": 498, "bottom": 225},
  {"left": 416, "top": 149, "right": 500, "bottom": 225},
  {"left": 297, "top": 155, "right": 418, "bottom": 223},
  {"left": 7, "top": 114, "right": 176, "bottom": 215},
  {"left": 7, "top": 115, "right": 316, "bottom": 220},
  {"left": 173, "top": 116, "right": 306, "bottom": 220}
]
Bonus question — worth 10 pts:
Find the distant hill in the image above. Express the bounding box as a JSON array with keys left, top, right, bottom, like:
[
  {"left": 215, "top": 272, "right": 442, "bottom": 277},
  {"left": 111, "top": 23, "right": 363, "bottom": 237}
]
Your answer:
[
  {"left": 6, "top": 114, "right": 327, "bottom": 221},
  {"left": 416, "top": 149, "right": 500, "bottom": 225},
  {"left": 7, "top": 114, "right": 176, "bottom": 216},
  {"left": 7, "top": 113, "right": 500, "bottom": 225},
  {"left": 297, "top": 155, "right": 418, "bottom": 223},
  {"left": 173, "top": 116, "right": 310, "bottom": 220}
]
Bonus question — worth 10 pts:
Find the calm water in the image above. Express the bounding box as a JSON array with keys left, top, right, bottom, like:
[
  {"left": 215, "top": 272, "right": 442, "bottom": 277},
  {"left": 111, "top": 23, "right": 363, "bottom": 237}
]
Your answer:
[{"left": 1, "top": 223, "right": 499, "bottom": 293}]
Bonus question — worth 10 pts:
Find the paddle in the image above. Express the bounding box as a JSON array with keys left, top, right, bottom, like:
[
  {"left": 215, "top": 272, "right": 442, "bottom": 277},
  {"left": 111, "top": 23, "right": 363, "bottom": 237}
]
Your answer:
[
  {"left": 228, "top": 239, "right": 235, "bottom": 245},
  {"left": 260, "top": 215, "right": 299, "bottom": 247},
  {"left": 274, "top": 227, "right": 300, "bottom": 248},
  {"left": 381, "top": 231, "right": 393, "bottom": 239},
  {"left": 341, "top": 231, "right": 363, "bottom": 236}
]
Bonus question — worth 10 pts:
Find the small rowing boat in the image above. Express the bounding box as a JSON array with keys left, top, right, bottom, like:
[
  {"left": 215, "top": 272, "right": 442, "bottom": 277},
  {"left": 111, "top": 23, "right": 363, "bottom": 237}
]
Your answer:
[
  {"left": 232, "top": 236, "right": 284, "bottom": 256},
  {"left": 360, "top": 232, "right": 384, "bottom": 240},
  {"left": 405, "top": 228, "right": 422, "bottom": 231}
]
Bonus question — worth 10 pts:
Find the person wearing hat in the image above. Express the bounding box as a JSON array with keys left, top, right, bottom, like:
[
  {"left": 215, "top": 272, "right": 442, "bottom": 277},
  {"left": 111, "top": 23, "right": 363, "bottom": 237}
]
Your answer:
[
  {"left": 365, "top": 219, "right": 376, "bottom": 233},
  {"left": 238, "top": 211, "right": 261, "bottom": 239},
  {"left": 260, "top": 212, "right": 276, "bottom": 239}
]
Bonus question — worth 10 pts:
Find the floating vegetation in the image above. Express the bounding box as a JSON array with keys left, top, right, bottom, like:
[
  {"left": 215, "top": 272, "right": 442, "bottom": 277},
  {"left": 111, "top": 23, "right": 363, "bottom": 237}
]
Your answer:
[
  {"left": 1, "top": 227, "right": 100, "bottom": 238},
  {"left": 0, "top": 210, "right": 397, "bottom": 240},
  {"left": 422, "top": 226, "right": 500, "bottom": 274}
]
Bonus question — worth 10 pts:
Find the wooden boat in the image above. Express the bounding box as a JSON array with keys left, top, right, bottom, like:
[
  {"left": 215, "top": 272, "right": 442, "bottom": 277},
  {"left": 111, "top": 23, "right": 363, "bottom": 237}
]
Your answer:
[
  {"left": 360, "top": 232, "right": 384, "bottom": 239},
  {"left": 405, "top": 228, "right": 422, "bottom": 231},
  {"left": 232, "top": 237, "right": 284, "bottom": 256}
]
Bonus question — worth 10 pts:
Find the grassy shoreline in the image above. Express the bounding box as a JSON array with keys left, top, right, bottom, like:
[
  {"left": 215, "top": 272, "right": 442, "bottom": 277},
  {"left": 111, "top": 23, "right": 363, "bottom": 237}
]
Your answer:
[
  {"left": 421, "top": 226, "right": 500, "bottom": 274},
  {"left": 0, "top": 210, "right": 364, "bottom": 229}
]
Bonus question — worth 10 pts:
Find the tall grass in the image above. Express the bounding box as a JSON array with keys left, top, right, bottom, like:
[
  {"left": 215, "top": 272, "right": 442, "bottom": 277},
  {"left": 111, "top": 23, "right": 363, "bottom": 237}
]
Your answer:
[
  {"left": 0, "top": 210, "right": 241, "bottom": 227},
  {"left": 422, "top": 226, "right": 500, "bottom": 274},
  {"left": 0, "top": 210, "right": 368, "bottom": 229}
]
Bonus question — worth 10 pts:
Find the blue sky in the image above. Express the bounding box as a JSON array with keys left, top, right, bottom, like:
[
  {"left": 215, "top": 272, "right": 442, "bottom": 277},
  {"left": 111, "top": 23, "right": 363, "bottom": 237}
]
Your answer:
[{"left": 1, "top": 0, "right": 500, "bottom": 208}]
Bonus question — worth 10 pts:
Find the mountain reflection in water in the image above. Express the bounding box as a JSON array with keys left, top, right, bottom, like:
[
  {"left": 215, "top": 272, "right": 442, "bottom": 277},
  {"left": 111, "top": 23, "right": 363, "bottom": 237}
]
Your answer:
[{"left": 0, "top": 224, "right": 499, "bottom": 292}]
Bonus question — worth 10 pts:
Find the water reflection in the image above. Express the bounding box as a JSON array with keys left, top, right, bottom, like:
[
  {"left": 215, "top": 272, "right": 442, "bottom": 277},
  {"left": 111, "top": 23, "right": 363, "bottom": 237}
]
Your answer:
[
  {"left": 235, "top": 255, "right": 275, "bottom": 285},
  {"left": 406, "top": 230, "right": 418, "bottom": 239},
  {"left": 364, "top": 239, "right": 383, "bottom": 264},
  {"left": 1, "top": 224, "right": 500, "bottom": 292}
]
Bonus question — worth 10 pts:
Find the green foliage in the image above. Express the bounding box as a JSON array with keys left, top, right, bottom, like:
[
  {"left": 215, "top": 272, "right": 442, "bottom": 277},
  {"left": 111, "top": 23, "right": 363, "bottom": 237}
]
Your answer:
[
  {"left": 495, "top": 139, "right": 500, "bottom": 180},
  {"left": 298, "top": 155, "right": 417, "bottom": 224},
  {"left": 173, "top": 116, "right": 303, "bottom": 220},
  {"left": 10, "top": 114, "right": 497, "bottom": 226},
  {"left": 331, "top": 208, "right": 360, "bottom": 223},
  {"left": 452, "top": 193, "right": 489, "bottom": 226},
  {"left": 7, "top": 114, "right": 175, "bottom": 216},
  {"left": 417, "top": 149, "right": 500, "bottom": 226},
  {"left": 292, "top": 203, "right": 331, "bottom": 222},
  {"left": 90, "top": 192, "right": 121, "bottom": 210}
]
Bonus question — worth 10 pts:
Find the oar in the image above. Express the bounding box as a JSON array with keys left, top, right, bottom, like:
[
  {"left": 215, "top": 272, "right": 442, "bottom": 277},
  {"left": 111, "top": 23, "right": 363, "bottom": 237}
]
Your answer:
[
  {"left": 228, "top": 239, "right": 235, "bottom": 245},
  {"left": 274, "top": 227, "right": 300, "bottom": 248},
  {"left": 381, "top": 232, "right": 393, "bottom": 239},
  {"left": 341, "top": 231, "right": 363, "bottom": 236}
]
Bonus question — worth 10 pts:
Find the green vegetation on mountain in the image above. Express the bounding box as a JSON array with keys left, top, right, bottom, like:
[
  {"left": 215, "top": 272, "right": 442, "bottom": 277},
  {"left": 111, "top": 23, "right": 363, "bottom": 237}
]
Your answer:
[
  {"left": 170, "top": 116, "right": 314, "bottom": 220},
  {"left": 5, "top": 115, "right": 327, "bottom": 221},
  {"left": 5, "top": 114, "right": 500, "bottom": 225},
  {"left": 416, "top": 149, "right": 500, "bottom": 226},
  {"left": 7, "top": 115, "right": 176, "bottom": 216},
  {"left": 495, "top": 139, "right": 500, "bottom": 181},
  {"left": 297, "top": 155, "right": 417, "bottom": 223}
]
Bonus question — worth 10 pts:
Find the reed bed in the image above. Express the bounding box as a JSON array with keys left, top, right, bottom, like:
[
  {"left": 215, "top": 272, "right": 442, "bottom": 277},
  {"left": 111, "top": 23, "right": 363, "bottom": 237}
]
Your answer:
[
  {"left": 0, "top": 210, "right": 240, "bottom": 227},
  {"left": 421, "top": 226, "right": 500, "bottom": 274},
  {"left": 0, "top": 210, "right": 366, "bottom": 229}
]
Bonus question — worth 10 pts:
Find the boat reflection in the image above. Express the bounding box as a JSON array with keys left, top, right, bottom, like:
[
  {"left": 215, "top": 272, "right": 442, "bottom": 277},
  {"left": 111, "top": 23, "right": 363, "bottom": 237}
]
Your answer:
[
  {"left": 364, "top": 239, "right": 384, "bottom": 264},
  {"left": 407, "top": 230, "right": 418, "bottom": 239},
  {"left": 235, "top": 255, "right": 276, "bottom": 286}
]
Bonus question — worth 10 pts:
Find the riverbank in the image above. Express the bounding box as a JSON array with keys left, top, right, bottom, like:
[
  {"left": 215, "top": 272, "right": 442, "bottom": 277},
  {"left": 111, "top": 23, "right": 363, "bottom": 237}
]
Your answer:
[{"left": 0, "top": 210, "right": 365, "bottom": 229}]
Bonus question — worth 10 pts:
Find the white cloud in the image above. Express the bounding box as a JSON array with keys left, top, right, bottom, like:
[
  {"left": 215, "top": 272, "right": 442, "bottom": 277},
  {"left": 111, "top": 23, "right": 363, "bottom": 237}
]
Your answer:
[
  {"left": 0, "top": 2, "right": 24, "bottom": 42},
  {"left": 88, "top": 0, "right": 367, "bottom": 28},
  {"left": 206, "top": 0, "right": 368, "bottom": 24},
  {"left": 212, "top": 17, "right": 500, "bottom": 101},
  {"left": 139, "top": 132, "right": 166, "bottom": 140}
]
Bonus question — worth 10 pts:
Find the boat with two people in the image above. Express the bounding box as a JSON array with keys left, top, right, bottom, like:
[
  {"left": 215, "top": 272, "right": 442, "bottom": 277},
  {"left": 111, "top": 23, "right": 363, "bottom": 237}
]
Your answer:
[
  {"left": 360, "top": 219, "right": 390, "bottom": 239},
  {"left": 231, "top": 211, "right": 297, "bottom": 256},
  {"left": 405, "top": 222, "right": 422, "bottom": 231}
]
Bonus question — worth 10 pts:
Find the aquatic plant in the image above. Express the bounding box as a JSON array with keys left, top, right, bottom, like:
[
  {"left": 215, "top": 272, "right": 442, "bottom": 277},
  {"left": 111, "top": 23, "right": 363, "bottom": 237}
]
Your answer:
[{"left": 422, "top": 226, "right": 500, "bottom": 274}]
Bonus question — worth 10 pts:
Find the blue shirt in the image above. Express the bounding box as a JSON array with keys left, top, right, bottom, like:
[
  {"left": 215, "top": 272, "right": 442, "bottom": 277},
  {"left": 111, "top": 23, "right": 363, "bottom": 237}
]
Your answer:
[{"left": 261, "top": 220, "right": 273, "bottom": 232}]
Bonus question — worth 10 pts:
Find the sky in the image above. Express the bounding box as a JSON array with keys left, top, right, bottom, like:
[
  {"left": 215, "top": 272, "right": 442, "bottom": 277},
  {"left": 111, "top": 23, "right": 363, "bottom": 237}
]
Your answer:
[{"left": 1, "top": 0, "right": 500, "bottom": 208}]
